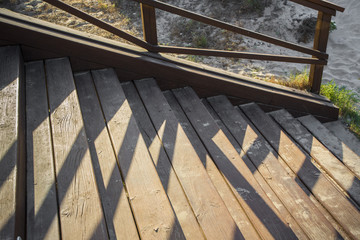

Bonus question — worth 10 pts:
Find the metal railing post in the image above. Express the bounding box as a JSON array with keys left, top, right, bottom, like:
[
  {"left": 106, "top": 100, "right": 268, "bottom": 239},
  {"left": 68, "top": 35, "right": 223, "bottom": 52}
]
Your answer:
[{"left": 309, "top": 11, "right": 332, "bottom": 93}]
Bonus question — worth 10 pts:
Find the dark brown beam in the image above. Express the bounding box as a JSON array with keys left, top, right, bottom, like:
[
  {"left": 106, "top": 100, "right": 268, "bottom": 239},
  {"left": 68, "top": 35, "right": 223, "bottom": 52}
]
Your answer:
[
  {"left": 309, "top": 12, "right": 332, "bottom": 93},
  {"left": 133, "top": 0, "right": 328, "bottom": 59},
  {"left": 155, "top": 46, "right": 327, "bottom": 65},
  {"left": 141, "top": 4, "right": 158, "bottom": 46},
  {"left": 42, "top": 0, "right": 151, "bottom": 50}
]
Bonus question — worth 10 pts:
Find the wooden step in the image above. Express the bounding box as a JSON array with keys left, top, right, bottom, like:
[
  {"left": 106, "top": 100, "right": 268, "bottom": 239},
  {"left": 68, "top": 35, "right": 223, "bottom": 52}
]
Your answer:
[
  {"left": 207, "top": 96, "right": 336, "bottom": 239},
  {"left": 134, "top": 78, "right": 243, "bottom": 240},
  {"left": 172, "top": 88, "right": 300, "bottom": 239},
  {"left": 121, "top": 81, "right": 205, "bottom": 240},
  {"left": 74, "top": 71, "right": 139, "bottom": 240},
  {"left": 201, "top": 98, "right": 309, "bottom": 240},
  {"left": 239, "top": 103, "right": 360, "bottom": 239},
  {"left": 25, "top": 61, "right": 60, "bottom": 240},
  {"left": 91, "top": 70, "right": 185, "bottom": 239},
  {"left": 163, "top": 90, "right": 261, "bottom": 240},
  {"left": 0, "top": 46, "right": 25, "bottom": 240},
  {"left": 45, "top": 58, "right": 108, "bottom": 239},
  {"left": 298, "top": 115, "right": 360, "bottom": 178},
  {"left": 324, "top": 120, "right": 360, "bottom": 157},
  {"left": 275, "top": 111, "right": 360, "bottom": 206}
]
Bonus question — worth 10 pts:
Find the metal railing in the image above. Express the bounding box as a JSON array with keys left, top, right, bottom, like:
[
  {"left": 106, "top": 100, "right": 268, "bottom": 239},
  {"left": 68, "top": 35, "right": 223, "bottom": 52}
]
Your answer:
[{"left": 43, "top": 0, "right": 344, "bottom": 93}]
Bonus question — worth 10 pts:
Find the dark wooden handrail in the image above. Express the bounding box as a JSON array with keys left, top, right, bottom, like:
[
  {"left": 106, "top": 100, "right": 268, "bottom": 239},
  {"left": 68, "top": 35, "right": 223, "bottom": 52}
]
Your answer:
[
  {"left": 135, "top": 0, "right": 327, "bottom": 59},
  {"left": 42, "top": 0, "right": 343, "bottom": 93},
  {"left": 43, "top": 0, "right": 152, "bottom": 50},
  {"left": 153, "top": 46, "right": 327, "bottom": 65}
]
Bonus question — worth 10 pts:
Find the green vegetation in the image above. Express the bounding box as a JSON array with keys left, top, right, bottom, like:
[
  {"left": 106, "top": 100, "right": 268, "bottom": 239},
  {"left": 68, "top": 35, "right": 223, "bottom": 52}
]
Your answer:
[
  {"left": 320, "top": 80, "right": 360, "bottom": 138},
  {"left": 193, "top": 34, "right": 208, "bottom": 48},
  {"left": 330, "top": 21, "right": 337, "bottom": 32},
  {"left": 264, "top": 68, "right": 311, "bottom": 90}
]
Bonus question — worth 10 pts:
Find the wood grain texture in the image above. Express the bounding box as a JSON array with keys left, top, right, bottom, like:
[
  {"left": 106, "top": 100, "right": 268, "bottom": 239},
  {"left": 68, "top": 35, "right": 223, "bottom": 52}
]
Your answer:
[
  {"left": 92, "top": 69, "right": 185, "bottom": 240},
  {"left": 279, "top": 114, "right": 360, "bottom": 206},
  {"left": 121, "top": 81, "right": 205, "bottom": 240},
  {"left": 324, "top": 120, "right": 360, "bottom": 157},
  {"left": 25, "top": 61, "right": 60, "bottom": 240},
  {"left": 45, "top": 58, "right": 108, "bottom": 239},
  {"left": 74, "top": 71, "right": 139, "bottom": 240},
  {"left": 141, "top": 4, "right": 158, "bottom": 45},
  {"left": 207, "top": 95, "right": 336, "bottom": 239},
  {"left": 173, "top": 88, "right": 299, "bottom": 239},
  {"left": 164, "top": 91, "right": 261, "bottom": 240},
  {"left": 299, "top": 115, "right": 360, "bottom": 179},
  {"left": 0, "top": 46, "right": 24, "bottom": 240},
  {"left": 134, "top": 78, "right": 242, "bottom": 240},
  {"left": 0, "top": 9, "right": 339, "bottom": 120},
  {"left": 240, "top": 105, "right": 360, "bottom": 239},
  {"left": 201, "top": 98, "right": 309, "bottom": 240}
]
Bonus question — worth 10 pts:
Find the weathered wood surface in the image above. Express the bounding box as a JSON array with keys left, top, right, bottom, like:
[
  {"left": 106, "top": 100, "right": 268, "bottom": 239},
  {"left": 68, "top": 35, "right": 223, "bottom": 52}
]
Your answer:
[
  {"left": 141, "top": 4, "right": 158, "bottom": 46},
  {"left": 309, "top": 12, "right": 332, "bottom": 93},
  {"left": 0, "top": 9, "right": 339, "bottom": 121},
  {"left": 208, "top": 96, "right": 336, "bottom": 239},
  {"left": 135, "top": 78, "right": 242, "bottom": 240},
  {"left": 133, "top": 0, "right": 328, "bottom": 59},
  {"left": 92, "top": 70, "right": 185, "bottom": 239},
  {"left": 25, "top": 61, "right": 60, "bottom": 240},
  {"left": 275, "top": 113, "right": 360, "bottom": 206},
  {"left": 324, "top": 120, "right": 360, "bottom": 157},
  {"left": 121, "top": 81, "right": 205, "bottom": 240},
  {"left": 45, "top": 58, "right": 108, "bottom": 239},
  {"left": 74, "top": 71, "right": 139, "bottom": 240},
  {"left": 239, "top": 104, "right": 360, "bottom": 239},
  {"left": 201, "top": 99, "right": 309, "bottom": 240},
  {"left": 0, "top": 46, "right": 25, "bottom": 240},
  {"left": 299, "top": 115, "right": 360, "bottom": 178},
  {"left": 173, "top": 88, "right": 299, "bottom": 239},
  {"left": 164, "top": 91, "right": 261, "bottom": 240}
]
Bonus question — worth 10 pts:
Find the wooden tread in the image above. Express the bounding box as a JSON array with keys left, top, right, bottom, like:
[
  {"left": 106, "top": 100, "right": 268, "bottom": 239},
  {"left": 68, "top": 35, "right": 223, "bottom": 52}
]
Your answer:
[
  {"left": 0, "top": 46, "right": 25, "bottom": 240},
  {"left": 207, "top": 96, "right": 336, "bottom": 239},
  {"left": 2, "top": 47, "right": 359, "bottom": 239}
]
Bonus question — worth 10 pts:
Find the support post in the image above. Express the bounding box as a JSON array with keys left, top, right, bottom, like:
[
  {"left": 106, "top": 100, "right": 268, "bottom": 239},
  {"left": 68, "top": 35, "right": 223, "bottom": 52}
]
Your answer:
[
  {"left": 309, "top": 11, "right": 331, "bottom": 93},
  {"left": 141, "top": 3, "right": 158, "bottom": 48}
]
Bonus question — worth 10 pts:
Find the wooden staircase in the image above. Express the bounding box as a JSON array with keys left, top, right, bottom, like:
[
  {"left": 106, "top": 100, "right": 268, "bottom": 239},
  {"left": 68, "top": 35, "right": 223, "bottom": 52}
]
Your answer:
[{"left": 1, "top": 45, "right": 360, "bottom": 240}]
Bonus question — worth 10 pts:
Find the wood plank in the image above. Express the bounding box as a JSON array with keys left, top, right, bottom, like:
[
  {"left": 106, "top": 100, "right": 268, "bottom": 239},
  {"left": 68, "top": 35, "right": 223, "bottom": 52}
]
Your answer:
[
  {"left": 324, "top": 120, "right": 360, "bottom": 157},
  {"left": 207, "top": 95, "right": 336, "bottom": 239},
  {"left": 133, "top": 0, "right": 328, "bottom": 58},
  {"left": 134, "top": 78, "right": 242, "bottom": 240},
  {"left": 25, "top": 61, "right": 60, "bottom": 240},
  {"left": 239, "top": 103, "right": 360, "bottom": 239},
  {"left": 0, "top": 9, "right": 339, "bottom": 120},
  {"left": 174, "top": 88, "right": 301, "bottom": 239},
  {"left": 163, "top": 91, "right": 261, "bottom": 240},
  {"left": 299, "top": 115, "right": 360, "bottom": 178},
  {"left": 275, "top": 114, "right": 360, "bottom": 206},
  {"left": 309, "top": 12, "right": 332, "bottom": 93},
  {"left": 155, "top": 46, "right": 326, "bottom": 65},
  {"left": 141, "top": 4, "right": 158, "bottom": 45},
  {"left": 91, "top": 69, "right": 185, "bottom": 240},
  {"left": 45, "top": 58, "right": 108, "bottom": 239},
  {"left": 121, "top": 81, "right": 205, "bottom": 240},
  {"left": 201, "top": 98, "right": 309, "bottom": 240},
  {"left": 42, "top": 0, "right": 151, "bottom": 50},
  {"left": 0, "top": 46, "right": 25, "bottom": 240},
  {"left": 202, "top": 105, "right": 350, "bottom": 239},
  {"left": 74, "top": 72, "right": 139, "bottom": 240}
]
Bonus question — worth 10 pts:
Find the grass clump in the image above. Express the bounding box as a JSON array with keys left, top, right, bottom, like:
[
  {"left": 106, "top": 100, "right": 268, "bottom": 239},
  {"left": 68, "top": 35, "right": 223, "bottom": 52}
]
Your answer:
[
  {"left": 264, "top": 68, "right": 311, "bottom": 90},
  {"left": 320, "top": 80, "right": 360, "bottom": 137}
]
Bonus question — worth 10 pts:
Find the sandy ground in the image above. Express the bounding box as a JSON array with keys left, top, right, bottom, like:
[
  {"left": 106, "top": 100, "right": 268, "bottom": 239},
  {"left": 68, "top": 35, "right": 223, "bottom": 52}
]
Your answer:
[{"left": 322, "top": 0, "right": 360, "bottom": 95}]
